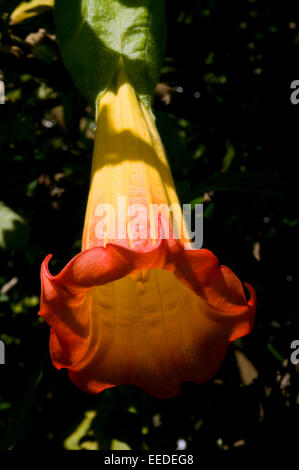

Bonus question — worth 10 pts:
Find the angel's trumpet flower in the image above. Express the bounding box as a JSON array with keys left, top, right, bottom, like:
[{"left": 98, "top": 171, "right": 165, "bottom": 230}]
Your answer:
[{"left": 39, "top": 65, "right": 256, "bottom": 398}]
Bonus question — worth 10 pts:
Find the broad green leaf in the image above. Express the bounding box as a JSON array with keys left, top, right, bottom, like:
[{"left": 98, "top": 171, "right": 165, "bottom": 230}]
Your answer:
[
  {"left": 55, "top": 0, "right": 166, "bottom": 107},
  {"left": 0, "top": 201, "right": 29, "bottom": 251},
  {"left": 9, "top": 0, "right": 54, "bottom": 24}
]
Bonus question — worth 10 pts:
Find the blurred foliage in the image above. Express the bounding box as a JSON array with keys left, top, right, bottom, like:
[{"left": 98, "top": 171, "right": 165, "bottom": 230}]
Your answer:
[
  {"left": 0, "top": 0, "right": 298, "bottom": 458},
  {"left": 10, "top": 0, "right": 54, "bottom": 25}
]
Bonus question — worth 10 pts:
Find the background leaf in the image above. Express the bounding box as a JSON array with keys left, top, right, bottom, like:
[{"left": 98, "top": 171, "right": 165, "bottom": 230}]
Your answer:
[{"left": 0, "top": 202, "right": 29, "bottom": 251}]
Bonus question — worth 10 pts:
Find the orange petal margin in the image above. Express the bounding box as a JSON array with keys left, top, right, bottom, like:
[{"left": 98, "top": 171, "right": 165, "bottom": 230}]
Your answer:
[{"left": 40, "top": 236, "right": 256, "bottom": 399}]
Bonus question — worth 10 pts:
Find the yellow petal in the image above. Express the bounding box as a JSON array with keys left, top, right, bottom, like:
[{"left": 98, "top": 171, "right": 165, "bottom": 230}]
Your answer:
[{"left": 82, "top": 63, "right": 190, "bottom": 251}]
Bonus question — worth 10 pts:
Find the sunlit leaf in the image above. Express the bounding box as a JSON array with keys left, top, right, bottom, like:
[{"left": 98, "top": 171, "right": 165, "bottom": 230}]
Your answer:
[{"left": 55, "top": 0, "right": 166, "bottom": 107}]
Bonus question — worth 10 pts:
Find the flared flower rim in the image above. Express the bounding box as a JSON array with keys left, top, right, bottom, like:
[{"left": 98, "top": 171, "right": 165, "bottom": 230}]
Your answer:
[{"left": 41, "top": 235, "right": 256, "bottom": 322}]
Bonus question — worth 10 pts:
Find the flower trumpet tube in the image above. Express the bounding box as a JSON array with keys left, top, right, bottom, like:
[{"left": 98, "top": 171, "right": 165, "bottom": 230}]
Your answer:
[{"left": 39, "top": 65, "right": 256, "bottom": 399}]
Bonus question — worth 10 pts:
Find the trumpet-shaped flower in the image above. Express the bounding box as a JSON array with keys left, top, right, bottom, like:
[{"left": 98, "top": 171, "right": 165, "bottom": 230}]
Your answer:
[{"left": 39, "top": 65, "right": 256, "bottom": 398}]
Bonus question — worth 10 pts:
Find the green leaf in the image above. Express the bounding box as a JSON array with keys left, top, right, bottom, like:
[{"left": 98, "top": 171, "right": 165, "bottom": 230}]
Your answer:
[
  {"left": 0, "top": 202, "right": 29, "bottom": 251},
  {"left": 55, "top": 0, "right": 166, "bottom": 107}
]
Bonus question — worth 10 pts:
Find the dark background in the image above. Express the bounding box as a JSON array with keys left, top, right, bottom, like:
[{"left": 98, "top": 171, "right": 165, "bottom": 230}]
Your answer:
[{"left": 0, "top": 0, "right": 298, "bottom": 457}]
